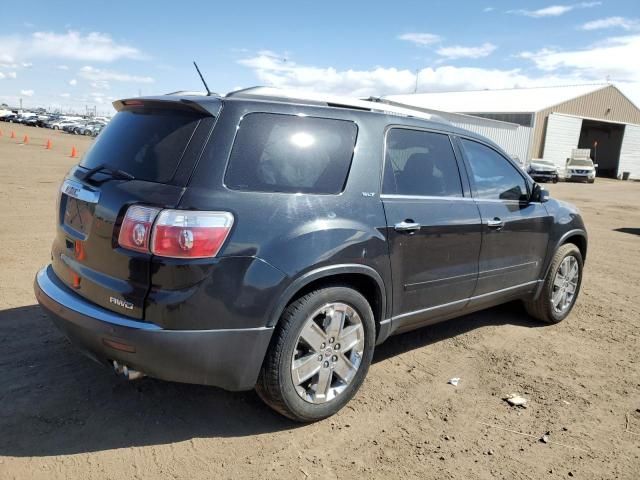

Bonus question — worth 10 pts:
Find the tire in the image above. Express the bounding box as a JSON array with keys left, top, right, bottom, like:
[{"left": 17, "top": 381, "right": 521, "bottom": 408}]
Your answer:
[
  {"left": 256, "top": 286, "right": 376, "bottom": 422},
  {"left": 588, "top": 179, "right": 595, "bottom": 184},
  {"left": 524, "top": 243, "right": 583, "bottom": 324}
]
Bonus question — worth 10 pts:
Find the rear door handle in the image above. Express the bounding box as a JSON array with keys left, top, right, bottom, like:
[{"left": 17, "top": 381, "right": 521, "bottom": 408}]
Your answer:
[
  {"left": 394, "top": 220, "right": 421, "bottom": 233},
  {"left": 486, "top": 218, "right": 504, "bottom": 230}
]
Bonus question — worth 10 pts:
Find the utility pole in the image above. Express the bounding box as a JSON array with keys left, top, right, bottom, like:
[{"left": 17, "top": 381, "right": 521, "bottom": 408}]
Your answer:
[
  {"left": 414, "top": 69, "right": 419, "bottom": 93},
  {"left": 19, "top": 98, "right": 23, "bottom": 111}
]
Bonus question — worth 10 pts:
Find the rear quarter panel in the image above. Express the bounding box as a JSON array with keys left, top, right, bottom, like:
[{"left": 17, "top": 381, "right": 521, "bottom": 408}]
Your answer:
[{"left": 149, "top": 101, "right": 392, "bottom": 330}]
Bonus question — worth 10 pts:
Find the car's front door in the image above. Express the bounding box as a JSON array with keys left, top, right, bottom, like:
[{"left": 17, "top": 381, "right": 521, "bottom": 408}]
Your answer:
[
  {"left": 381, "top": 128, "right": 482, "bottom": 332},
  {"left": 458, "top": 137, "right": 552, "bottom": 300}
]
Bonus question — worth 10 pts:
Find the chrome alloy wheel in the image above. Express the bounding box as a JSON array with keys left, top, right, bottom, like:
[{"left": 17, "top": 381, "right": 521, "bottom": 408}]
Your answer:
[
  {"left": 291, "top": 302, "right": 365, "bottom": 404},
  {"left": 551, "top": 256, "right": 579, "bottom": 314}
]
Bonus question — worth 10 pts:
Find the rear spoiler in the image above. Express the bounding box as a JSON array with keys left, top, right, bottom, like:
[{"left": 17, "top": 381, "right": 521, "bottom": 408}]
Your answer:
[{"left": 112, "top": 96, "right": 222, "bottom": 117}]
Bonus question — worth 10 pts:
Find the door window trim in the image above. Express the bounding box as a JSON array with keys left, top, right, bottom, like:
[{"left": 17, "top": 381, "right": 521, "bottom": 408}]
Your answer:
[
  {"left": 454, "top": 134, "right": 532, "bottom": 203},
  {"left": 381, "top": 125, "right": 471, "bottom": 199}
]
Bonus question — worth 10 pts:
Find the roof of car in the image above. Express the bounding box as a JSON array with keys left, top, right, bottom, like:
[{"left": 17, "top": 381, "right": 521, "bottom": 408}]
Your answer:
[{"left": 118, "top": 87, "right": 504, "bottom": 151}]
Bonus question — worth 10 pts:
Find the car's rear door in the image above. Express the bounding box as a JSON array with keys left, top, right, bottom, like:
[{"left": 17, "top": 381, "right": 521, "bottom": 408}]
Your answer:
[
  {"left": 457, "top": 137, "right": 552, "bottom": 301},
  {"left": 381, "top": 127, "right": 482, "bottom": 332},
  {"left": 50, "top": 99, "right": 218, "bottom": 319}
]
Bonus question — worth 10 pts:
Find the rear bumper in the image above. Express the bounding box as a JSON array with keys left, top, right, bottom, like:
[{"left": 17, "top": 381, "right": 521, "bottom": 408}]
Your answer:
[{"left": 34, "top": 265, "right": 273, "bottom": 391}]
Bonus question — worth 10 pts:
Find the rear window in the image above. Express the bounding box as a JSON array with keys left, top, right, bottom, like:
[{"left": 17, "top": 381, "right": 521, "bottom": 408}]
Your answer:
[
  {"left": 225, "top": 113, "right": 358, "bottom": 194},
  {"left": 79, "top": 109, "right": 202, "bottom": 183}
]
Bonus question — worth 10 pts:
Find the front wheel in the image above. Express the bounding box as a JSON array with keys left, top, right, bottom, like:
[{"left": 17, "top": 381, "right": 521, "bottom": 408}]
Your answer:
[
  {"left": 524, "top": 243, "right": 583, "bottom": 323},
  {"left": 256, "top": 286, "right": 376, "bottom": 422}
]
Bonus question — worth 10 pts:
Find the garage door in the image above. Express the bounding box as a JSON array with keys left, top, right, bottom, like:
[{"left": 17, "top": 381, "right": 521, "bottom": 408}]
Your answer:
[
  {"left": 619, "top": 124, "right": 640, "bottom": 179},
  {"left": 542, "top": 113, "right": 583, "bottom": 172}
]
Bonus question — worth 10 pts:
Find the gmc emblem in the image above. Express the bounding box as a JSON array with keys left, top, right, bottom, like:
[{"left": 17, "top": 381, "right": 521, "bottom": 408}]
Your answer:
[{"left": 109, "top": 296, "right": 134, "bottom": 310}]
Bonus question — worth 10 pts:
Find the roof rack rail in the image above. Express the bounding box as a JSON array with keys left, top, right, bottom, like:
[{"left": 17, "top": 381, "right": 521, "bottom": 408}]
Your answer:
[{"left": 224, "top": 86, "right": 449, "bottom": 124}]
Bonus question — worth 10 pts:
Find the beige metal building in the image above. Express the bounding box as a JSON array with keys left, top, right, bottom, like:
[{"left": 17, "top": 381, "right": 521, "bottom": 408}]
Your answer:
[{"left": 386, "top": 84, "right": 640, "bottom": 179}]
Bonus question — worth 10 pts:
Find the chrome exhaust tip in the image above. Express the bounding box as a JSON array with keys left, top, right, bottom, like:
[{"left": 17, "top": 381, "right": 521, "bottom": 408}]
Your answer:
[{"left": 112, "top": 360, "right": 145, "bottom": 380}]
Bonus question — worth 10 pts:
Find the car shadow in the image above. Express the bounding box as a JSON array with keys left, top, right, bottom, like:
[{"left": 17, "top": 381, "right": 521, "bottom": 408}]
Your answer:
[
  {"left": 373, "top": 301, "right": 542, "bottom": 363},
  {"left": 614, "top": 227, "right": 640, "bottom": 236},
  {"left": 0, "top": 301, "right": 541, "bottom": 457}
]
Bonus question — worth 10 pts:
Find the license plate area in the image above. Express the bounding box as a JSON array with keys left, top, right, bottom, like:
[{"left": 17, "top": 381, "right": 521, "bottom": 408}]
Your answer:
[
  {"left": 60, "top": 179, "right": 100, "bottom": 240},
  {"left": 63, "top": 196, "right": 95, "bottom": 239}
]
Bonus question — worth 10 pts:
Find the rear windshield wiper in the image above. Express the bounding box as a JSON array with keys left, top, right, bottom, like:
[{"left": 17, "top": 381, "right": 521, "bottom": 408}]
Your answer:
[{"left": 80, "top": 164, "right": 135, "bottom": 183}]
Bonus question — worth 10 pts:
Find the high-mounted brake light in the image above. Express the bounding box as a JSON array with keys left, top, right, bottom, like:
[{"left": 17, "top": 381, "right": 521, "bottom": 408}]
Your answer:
[
  {"left": 117, "top": 206, "right": 234, "bottom": 259},
  {"left": 118, "top": 205, "right": 161, "bottom": 253},
  {"left": 151, "top": 210, "right": 234, "bottom": 258}
]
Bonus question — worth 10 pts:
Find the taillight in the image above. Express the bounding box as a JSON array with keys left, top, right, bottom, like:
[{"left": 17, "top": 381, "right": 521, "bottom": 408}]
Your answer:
[
  {"left": 151, "top": 210, "right": 234, "bottom": 258},
  {"left": 117, "top": 206, "right": 234, "bottom": 259},
  {"left": 118, "top": 205, "right": 161, "bottom": 253}
]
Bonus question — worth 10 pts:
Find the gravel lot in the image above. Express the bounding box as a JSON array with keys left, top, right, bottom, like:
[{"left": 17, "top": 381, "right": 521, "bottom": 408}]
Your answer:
[{"left": 1, "top": 125, "right": 639, "bottom": 479}]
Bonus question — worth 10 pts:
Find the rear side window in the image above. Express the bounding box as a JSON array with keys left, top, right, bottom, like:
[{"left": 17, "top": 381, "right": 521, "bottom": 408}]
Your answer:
[
  {"left": 225, "top": 113, "right": 357, "bottom": 194},
  {"left": 383, "top": 128, "right": 463, "bottom": 197},
  {"left": 461, "top": 139, "right": 528, "bottom": 201},
  {"left": 80, "top": 109, "right": 203, "bottom": 183}
]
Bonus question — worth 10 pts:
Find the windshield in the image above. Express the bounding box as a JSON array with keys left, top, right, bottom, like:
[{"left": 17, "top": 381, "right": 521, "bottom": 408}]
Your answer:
[
  {"left": 80, "top": 109, "right": 204, "bottom": 183},
  {"left": 568, "top": 159, "right": 593, "bottom": 166}
]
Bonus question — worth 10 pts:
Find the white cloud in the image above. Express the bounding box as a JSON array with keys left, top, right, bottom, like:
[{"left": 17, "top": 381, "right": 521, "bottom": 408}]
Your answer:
[
  {"left": 20, "top": 89, "right": 34, "bottom": 97},
  {"left": 581, "top": 16, "right": 639, "bottom": 31},
  {"left": 78, "top": 66, "right": 154, "bottom": 83},
  {"left": 7, "top": 71, "right": 17, "bottom": 79},
  {"left": 0, "top": 72, "right": 4, "bottom": 80},
  {"left": 0, "top": 30, "right": 145, "bottom": 64},
  {"left": 436, "top": 42, "right": 497, "bottom": 59},
  {"left": 398, "top": 32, "right": 442, "bottom": 46},
  {"left": 69, "top": 78, "right": 77, "bottom": 86},
  {"left": 237, "top": 52, "right": 586, "bottom": 97},
  {"left": 57, "top": 65, "right": 69, "bottom": 70},
  {"left": 509, "top": 2, "right": 601, "bottom": 18},
  {"left": 60, "top": 93, "right": 70, "bottom": 98},
  {"left": 90, "top": 80, "right": 110, "bottom": 90},
  {"left": 518, "top": 34, "right": 640, "bottom": 82},
  {"left": 483, "top": 7, "right": 494, "bottom": 12}
]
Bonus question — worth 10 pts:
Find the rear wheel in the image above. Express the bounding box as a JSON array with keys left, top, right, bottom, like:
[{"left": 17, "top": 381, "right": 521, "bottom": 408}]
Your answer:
[
  {"left": 257, "top": 286, "right": 375, "bottom": 422},
  {"left": 525, "top": 243, "right": 583, "bottom": 323}
]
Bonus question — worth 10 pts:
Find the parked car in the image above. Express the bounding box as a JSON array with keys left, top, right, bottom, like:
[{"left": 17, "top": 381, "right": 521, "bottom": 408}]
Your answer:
[
  {"left": 34, "top": 89, "right": 588, "bottom": 422},
  {"left": 527, "top": 159, "right": 559, "bottom": 183},
  {"left": 2, "top": 114, "right": 18, "bottom": 122},
  {"left": 76, "top": 121, "right": 106, "bottom": 136},
  {"left": 49, "top": 119, "right": 81, "bottom": 130},
  {"left": 565, "top": 157, "right": 597, "bottom": 183}
]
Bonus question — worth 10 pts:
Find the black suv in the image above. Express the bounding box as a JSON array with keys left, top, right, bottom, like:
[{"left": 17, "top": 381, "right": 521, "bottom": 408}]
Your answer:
[{"left": 34, "top": 88, "right": 587, "bottom": 421}]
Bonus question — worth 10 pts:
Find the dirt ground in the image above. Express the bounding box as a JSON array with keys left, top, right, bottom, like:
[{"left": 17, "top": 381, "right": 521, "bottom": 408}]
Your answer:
[{"left": 0, "top": 124, "right": 639, "bottom": 479}]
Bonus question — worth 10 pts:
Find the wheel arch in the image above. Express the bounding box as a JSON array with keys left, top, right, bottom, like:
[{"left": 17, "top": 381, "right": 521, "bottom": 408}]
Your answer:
[
  {"left": 534, "top": 229, "right": 587, "bottom": 300},
  {"left": 267, "top": 264, "right": 389, "bottom": 342}
]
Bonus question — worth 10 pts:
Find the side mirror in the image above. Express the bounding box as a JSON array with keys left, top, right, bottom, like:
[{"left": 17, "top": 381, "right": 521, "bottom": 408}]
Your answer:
[{"left": 530, "top": 183, "right": 549, "bottom": 203}]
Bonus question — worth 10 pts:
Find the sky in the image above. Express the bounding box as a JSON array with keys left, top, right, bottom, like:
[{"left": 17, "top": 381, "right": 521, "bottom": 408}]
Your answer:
[{"left": 1, "top": 0, "right": 639, "bottom": 114}]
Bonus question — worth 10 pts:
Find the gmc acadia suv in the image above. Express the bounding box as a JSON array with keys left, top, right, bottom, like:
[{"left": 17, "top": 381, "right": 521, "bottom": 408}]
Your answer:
[{"left": 34, "top": 87, "right": 587, "bottom": 421}]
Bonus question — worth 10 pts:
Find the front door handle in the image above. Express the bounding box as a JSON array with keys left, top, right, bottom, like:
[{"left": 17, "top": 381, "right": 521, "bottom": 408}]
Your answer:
[
  {"left": 486, "top": 217, "right": 504, "bottom": 230},
  {"left": 394, "top": 220, "right": 421, "bottom": 233}
]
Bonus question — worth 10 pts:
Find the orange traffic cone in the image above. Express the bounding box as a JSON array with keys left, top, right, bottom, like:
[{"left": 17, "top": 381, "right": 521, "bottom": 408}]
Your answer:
[
  {"left": 10, "top": 131, "right": 16, "bottom": 139},
  {"left": 23, "top": 135, "right": 29, "bottom": 144},
  {"left": 45, "top": 139, "right": 52, "bottom": 149},
  {"left": 70, "top": 146, "right": 78, "bottom": 158}
]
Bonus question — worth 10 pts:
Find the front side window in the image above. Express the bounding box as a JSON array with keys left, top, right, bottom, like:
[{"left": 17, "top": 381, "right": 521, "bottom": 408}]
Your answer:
[
  {"left": 225, "top": 113, "right": 358, "bottom": 194},
  {"left": 461, "top": 139, "right": 528, "bottom": 201},
  {"left": 383, "top": 128, "right": 463, "bottom": 197}
]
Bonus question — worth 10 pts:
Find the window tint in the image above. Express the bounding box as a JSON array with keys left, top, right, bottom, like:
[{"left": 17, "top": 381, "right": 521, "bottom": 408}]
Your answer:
[
  {"left": 80, "top": 109, "right": 203, "bottom": 183},
  {"left": 225, "top": 113, "right": 357, "bottom": 194},
  {"left": 461, "top": 139, "right": 528, "bottom": 201},
  {"left": 383, "top": 128, "right": 463, "bottom": 197}
]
